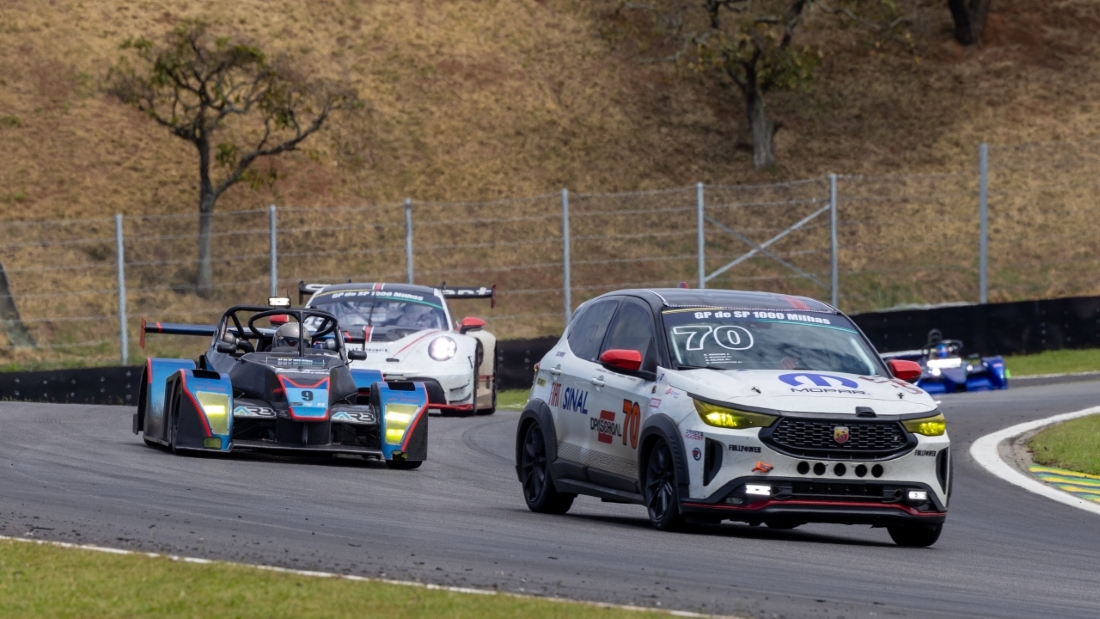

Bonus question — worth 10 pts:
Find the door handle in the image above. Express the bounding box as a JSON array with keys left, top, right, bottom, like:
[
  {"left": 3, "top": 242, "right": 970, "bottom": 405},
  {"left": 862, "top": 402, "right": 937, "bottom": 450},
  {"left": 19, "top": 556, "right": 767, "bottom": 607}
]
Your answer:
[
  {"left": 548, "top": 367, "right": 562, "bottom": 376},
  {"left": 590, "top": 377, "right": 605, "bottom": 387}
]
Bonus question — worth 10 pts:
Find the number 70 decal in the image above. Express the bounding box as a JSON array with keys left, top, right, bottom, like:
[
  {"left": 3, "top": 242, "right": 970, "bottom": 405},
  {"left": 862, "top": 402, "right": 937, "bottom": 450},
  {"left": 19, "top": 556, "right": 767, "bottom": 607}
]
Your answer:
[
  {"left": 622, "top": 399, "right": 640, "bottom": 449},
  {"left": 672, "top": 325, "right": 754, "bottom": 351}
]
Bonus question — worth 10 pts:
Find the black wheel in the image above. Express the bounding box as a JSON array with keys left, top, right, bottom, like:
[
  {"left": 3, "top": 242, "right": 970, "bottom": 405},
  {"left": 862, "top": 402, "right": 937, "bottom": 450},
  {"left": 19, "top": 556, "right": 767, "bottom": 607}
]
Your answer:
[
  {"left": 765, "top": 521, "right": 801, "bottom": 530},
  {"left": 887, "top": 523, "right": 943, "bottom": 547},
  {"left": 519, "top": 422, "right": 574, "bottom": 514},
  {"left": 644, "top": 439, "right": 685, "bottom": 531},
  {"left": 386, "top": 460, "right": 423, "bottom": 470}
]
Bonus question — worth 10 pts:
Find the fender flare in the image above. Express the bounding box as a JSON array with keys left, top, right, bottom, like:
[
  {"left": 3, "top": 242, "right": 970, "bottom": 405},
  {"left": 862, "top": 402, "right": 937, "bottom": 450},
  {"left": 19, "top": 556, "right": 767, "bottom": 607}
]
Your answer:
[
  {"left": 515, "top": 399, "right": 556, "bottom": 482},
  {"left": 638, "top": 414, "right": 690, "bottom": 501}
]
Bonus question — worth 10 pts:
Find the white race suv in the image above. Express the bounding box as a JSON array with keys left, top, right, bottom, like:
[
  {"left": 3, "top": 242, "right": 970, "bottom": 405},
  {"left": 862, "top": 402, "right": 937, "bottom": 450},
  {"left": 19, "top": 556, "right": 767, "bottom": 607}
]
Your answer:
[{"left": 515, "top": 289, "right": 950, "bottom": 546}]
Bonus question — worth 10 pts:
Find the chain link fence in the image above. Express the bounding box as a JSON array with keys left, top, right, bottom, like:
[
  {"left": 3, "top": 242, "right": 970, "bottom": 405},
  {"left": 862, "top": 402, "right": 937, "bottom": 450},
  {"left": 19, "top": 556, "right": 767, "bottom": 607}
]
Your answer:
[{"left": 2, "top": 139, "right": 1098, "bottom": 365}]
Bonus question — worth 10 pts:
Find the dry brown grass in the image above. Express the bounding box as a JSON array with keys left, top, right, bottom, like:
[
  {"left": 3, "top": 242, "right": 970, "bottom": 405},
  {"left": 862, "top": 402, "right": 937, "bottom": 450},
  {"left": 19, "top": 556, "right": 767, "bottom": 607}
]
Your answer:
[{"left": 1, "top": 0, "right": 1099, "bottom": 366}]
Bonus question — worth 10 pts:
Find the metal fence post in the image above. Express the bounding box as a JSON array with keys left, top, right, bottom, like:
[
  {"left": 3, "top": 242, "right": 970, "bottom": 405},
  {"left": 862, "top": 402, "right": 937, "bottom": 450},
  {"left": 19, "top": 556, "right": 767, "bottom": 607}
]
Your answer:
[
  {"left": 562, "top": 189, "right": 572, "bottom": 324},
  {"left": 979, "top": 143, "right": 988, "bottom": 304},
  {"left": 829, "top": 174, "right": 838, "bottom": 308},
  {"left": 697, "top": 182, "right": 705, "bottom": 289},
  {"left": 405, "top": 198, "right": 414, "bottom": 284},
  {"left": 115, "top": 214, "right": 128, "bottom": 365},
  {"left": 268, "top": 204, "right": 277, "bottom": 297}
]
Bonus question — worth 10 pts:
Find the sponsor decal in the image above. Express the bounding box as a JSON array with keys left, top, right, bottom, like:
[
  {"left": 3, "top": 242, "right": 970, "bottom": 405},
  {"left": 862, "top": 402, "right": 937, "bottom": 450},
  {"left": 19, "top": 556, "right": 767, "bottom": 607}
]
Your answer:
[
  {"left": 555, "top": 351, "right": 566, "bottom": 357},
  {"left": 858, "top": 375, "right": 924, "bottom": 395},
  {"left": 657, "top": 372, "right": 665, "bottom": 382},
  {"left": 663, "top": 387, "right": 681, "bottom": 399},
  {"left": 728, "top": 444, "right": 762, "bottom": 453},
  {"left": 833, "top": 426, "right": 850, "bottom": 444},
  {"left": 649, "top": 398, "right": 661, "bottom": 410},
  {"left": 621, "top": 399, "right": 641, "bottom": 449},
  {"left": 752, "top": 461, "right": 774, "bottom": 473},
  {"left": 692, "top": 447, "right": 702, "bottom": 461},
  {"left": 233, "top": 405, "right": 276, "bottom": 418},
  {"left": 685, "top": 430, "right": 704, "bottom": 441},
  {"left": 590, "top": 410, "right": 621, "bottom": 444},
  {"left": 915, "top": 449, "right": 937, "bottom": 457},
  {"left": 549, "top": 382, "right": 562, "bottom": 407},
  {"left": 330, "top": 411, "right": 378, "bottom": 424},
  {"left": 779, "top": 373, "right": 859, "bottom": 388},
  {"left": 536, "top": 377, "right": 547, "bottom": 387},
  {"left": 560, "top": 386, "right": 589, "bottom": 415}
]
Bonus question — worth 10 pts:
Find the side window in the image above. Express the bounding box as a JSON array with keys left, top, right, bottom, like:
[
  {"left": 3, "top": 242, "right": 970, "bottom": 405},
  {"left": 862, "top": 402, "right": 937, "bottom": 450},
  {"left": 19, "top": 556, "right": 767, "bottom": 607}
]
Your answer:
[
  {"left": 601, "top": 299, "right": 658, "bottom": 374},
  {"left": 566, "top": 299, "right": 619, "bottom": 362}
]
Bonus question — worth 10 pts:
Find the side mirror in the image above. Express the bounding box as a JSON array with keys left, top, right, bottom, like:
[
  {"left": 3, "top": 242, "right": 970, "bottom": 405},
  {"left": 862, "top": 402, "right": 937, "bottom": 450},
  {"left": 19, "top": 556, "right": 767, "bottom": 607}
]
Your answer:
[
  {"left": 215, "top": 342, "right": 236, "bottom": 354},
  {"left": 348, "top": 349, "right": 367, "bottom": 361},
  {"left": 459, "top": 316, "right": 486, "bottom": 335},
  {"left": 269, "top": 314, "right": 289, "bottom": 326},
  {"left": 599, "top": 349, "right": 643, "bottom": 373},
  {"left": 888, "top": 359, "right": 922, "bottom": 383}
]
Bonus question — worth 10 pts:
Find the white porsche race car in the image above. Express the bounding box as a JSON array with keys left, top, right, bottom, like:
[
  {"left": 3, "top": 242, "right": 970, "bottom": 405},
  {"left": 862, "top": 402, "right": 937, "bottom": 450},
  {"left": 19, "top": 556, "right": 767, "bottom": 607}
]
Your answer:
[
  {"left": 516, "top": 288, "right": 950, "bottom": 546},
  {"left": 300, "top": 282, "right": 497, "bottom": 415}
]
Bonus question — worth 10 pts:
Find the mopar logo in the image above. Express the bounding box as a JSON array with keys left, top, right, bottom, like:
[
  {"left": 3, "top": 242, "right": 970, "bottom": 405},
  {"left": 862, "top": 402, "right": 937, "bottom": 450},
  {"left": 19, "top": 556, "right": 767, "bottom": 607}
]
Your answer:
[{"left": 778, "top": 373, "right": 859, "bottom": 388}]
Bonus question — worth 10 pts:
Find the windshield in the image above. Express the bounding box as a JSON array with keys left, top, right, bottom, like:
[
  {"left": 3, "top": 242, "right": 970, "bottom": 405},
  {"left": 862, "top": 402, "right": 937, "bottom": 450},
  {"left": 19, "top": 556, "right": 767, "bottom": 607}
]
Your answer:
[
  {"left": 662, "top": 308, "right": 886, "bottom": 376},
  {"left": 307, "top": 290, "right": 449, "bottom": 342}
]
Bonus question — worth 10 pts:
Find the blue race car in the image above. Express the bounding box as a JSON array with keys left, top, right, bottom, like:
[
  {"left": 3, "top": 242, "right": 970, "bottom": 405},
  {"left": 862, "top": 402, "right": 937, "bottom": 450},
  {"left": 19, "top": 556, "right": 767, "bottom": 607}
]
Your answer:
[
  {"left": 883, "top": 330, "right": 1007, "bottom": 395},
  {"left": 132, "top": 301, "right": 429, "bottom": 469}
]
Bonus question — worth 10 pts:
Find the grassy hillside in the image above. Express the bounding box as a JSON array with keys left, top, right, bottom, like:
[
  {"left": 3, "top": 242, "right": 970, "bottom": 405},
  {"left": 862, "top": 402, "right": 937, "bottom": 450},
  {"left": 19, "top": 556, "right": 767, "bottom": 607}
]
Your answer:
[{"left": 1, "top": 0, "right": 1099, "bottom": 365}]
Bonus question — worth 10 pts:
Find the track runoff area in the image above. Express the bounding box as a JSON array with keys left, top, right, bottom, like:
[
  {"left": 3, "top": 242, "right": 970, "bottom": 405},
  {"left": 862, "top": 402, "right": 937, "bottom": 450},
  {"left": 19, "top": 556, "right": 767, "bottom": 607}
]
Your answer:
[{"left": 1, "top": 381, "right": 1100, "bottom": 617}]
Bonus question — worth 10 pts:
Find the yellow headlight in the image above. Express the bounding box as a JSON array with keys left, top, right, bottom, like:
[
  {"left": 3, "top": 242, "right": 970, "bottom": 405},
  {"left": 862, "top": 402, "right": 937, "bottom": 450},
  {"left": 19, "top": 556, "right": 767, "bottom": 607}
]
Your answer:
[
  {"left": 693, "top": 400, "right": 777, "bottom": 430},
  {"left": 195, "top": 391, "right": 230, "bottom": 436},
  {"left": 902, "top": 413, "right": 946, "bottom": 436},
  {"left": 384, "top": 405, "right": 419, "bottom": 446}
]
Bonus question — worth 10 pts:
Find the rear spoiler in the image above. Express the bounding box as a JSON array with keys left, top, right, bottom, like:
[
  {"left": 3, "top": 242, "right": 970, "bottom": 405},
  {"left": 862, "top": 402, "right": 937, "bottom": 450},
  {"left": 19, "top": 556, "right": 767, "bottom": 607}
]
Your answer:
[
  {"left": 140, "top": 317, "right": 215, "bottom": 348},
  {"left": 139, "top": 317, "right": 267, "bottom": 348},
  {"left": 299, "top": 281, "right": 496, "bottom": 308},
  {"left": 439, "top": 283, "right": 496, "bottom": 309}
]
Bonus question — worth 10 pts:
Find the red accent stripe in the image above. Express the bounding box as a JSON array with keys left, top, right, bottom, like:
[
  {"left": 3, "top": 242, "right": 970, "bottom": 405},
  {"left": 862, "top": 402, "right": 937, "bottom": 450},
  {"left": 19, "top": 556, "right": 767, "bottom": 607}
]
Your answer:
[
  {"left": 146, "top": 359, "right": 153, "bottom": 385},
  {"left": 682, "top": 499, "right": 944, "bottom": 517},
  {"left": 364, "top": 326, "right": 373, "bottom": 343},
  {"left": 782, "top": 296, "right": 811, "bottom": 310},
  {"left": 278, "top": 375, "right": 330, "bottom": 421},
  {"left": 393, "top": 329, "right": 441, "bottom": 358},
  {"left": 178, "top": 374, "right": 213, "bottom": 438},
  {"left": 278, "top": 376, "right": 329, "bottom": 389}
]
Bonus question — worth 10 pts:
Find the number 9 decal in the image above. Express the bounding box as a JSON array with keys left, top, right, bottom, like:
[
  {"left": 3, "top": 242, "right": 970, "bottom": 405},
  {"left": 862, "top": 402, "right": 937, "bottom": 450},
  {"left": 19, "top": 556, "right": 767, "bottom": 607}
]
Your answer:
[{"left": 713, "top": 326, "right": 753, "bottom": 350}]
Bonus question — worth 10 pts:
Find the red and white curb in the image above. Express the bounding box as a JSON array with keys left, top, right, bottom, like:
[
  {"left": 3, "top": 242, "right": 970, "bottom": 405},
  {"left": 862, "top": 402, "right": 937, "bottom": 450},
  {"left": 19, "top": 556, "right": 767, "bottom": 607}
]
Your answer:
[
  {"left": 0, "top": 535, "right": 725, "bottom": 618},
  {"left": 969, "top": 406, "right": 1100, "bottom": 516}
]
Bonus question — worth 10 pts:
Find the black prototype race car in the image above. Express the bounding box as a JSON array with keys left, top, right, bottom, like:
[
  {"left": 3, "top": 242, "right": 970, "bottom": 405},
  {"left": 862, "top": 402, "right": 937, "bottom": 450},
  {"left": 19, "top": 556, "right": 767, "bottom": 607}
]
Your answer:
[{"left": 133, "top": 304, "right": 430, "bottom": 469}]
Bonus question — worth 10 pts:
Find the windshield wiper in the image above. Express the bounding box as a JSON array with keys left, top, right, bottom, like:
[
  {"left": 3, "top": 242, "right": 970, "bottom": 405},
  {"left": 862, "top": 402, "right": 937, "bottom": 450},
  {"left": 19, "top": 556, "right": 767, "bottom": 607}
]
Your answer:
[{"left": 676, "top": 363, "right": 729, "bottom": 371}]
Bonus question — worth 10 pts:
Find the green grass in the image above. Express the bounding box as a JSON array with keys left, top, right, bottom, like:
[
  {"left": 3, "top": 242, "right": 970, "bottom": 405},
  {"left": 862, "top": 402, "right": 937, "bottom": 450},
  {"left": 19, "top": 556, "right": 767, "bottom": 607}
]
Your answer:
[
  {"left": 498, "top": 389, "right": 530, "bottom": 409},
  {"left": 1028, "top": 414, "right": 1100, "bottom": 476},
  {"left": 0, "top": 540, "right": 669, "bottom": 619},
  {"left": 1002, "top": 348, "right": 1100, "bottom": 377}
]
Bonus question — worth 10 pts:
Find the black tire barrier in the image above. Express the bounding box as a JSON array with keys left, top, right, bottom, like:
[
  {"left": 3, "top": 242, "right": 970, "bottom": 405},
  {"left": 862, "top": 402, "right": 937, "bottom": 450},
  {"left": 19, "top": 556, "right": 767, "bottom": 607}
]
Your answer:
[{"left": 0, "top": 366, "right": 140, "bottom": 406}]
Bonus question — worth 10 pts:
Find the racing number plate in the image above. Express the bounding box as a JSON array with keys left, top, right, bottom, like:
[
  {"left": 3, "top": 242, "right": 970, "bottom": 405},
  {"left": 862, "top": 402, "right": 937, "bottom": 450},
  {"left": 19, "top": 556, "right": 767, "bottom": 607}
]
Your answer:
[{"left": 287, "top": 387, "right": 328, "bottom": 419}]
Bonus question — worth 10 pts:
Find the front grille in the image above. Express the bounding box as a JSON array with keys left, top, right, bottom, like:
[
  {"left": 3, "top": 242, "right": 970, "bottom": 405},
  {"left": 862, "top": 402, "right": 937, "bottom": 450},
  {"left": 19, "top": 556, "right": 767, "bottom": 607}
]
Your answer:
[{"left": 761, "top": 418, "right": 913, "bottom": 459}]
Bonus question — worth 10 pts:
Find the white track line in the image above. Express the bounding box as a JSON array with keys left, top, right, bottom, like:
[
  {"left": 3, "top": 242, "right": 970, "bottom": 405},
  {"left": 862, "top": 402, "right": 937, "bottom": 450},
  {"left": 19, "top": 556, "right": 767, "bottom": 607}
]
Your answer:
[
  {"left": 0, "top": 535, "right": 725, "bottom": 618},
  {"left": 969, "top": 406, "right": 1100, "bottom": 516}
]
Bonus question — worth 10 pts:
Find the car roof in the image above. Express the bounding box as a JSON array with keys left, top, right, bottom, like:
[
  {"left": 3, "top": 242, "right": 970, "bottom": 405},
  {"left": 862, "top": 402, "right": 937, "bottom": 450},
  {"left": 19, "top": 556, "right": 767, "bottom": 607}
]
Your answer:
[{"left": 605, "top": 288, "right": 838, "bottom": 313}]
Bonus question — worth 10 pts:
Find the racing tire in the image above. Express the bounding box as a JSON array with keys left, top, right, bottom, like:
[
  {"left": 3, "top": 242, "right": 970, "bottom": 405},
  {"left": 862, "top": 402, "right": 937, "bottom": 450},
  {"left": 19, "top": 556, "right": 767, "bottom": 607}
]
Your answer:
[
  {"left": 386, "top": 460, "right": 423, "bottom": 470},
  {"left": 887, "top": 523, "right": 942, "bottom": 547},
  {"left": 644, "top": 439, "right": 685, "bottom": 532},
  {"left": 519, "top": 421, "right": 574, "bottom": 514}
]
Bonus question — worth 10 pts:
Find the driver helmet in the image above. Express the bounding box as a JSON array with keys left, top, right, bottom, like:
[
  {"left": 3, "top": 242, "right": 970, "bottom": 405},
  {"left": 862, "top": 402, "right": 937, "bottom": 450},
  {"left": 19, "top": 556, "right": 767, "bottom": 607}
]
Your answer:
[
  {"left": 934, "top": 343, "right": 950, "bottom": 359},
  {"left": 396, "top": 304, "right": 431, "bottom": 327},
  {"left": 274, "top": 322, "right": 310, "bottom": 349}
]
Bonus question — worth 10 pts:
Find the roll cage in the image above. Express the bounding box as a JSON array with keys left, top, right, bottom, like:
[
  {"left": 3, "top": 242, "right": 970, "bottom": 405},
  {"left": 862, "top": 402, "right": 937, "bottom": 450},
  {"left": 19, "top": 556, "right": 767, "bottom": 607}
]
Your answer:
[{"left": 217, "top": 305, "right": 346, "bottom": 358}]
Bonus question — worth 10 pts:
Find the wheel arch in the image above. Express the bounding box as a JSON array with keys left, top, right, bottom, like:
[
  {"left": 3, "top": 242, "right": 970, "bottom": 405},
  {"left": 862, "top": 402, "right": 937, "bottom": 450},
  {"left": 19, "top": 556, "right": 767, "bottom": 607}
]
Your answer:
[
  {"left": 515, "top": 398, "right": 556, "bottom": 482},
  {"left": 638, "top": 414, "right": 690, "bottom": 499}
]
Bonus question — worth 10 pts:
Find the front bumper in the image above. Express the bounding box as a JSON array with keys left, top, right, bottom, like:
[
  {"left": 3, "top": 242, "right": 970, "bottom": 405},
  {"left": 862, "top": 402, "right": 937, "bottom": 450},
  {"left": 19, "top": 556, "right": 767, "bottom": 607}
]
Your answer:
[{"left": 681, "top": 475, "right": 946, "bottom": 525}]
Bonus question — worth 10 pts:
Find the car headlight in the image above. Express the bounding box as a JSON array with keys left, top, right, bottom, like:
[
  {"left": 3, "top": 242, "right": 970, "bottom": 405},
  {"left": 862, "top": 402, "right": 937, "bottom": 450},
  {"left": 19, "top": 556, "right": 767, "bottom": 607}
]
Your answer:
[
  {"left": 694, "top": 399, "right": 777, "bottom": 429},
  {"left": 902, "top": 412, "right": 946, "bottom": 436},
  {"left": 428, "top": 336, "right": 457, "bottom": 361}
]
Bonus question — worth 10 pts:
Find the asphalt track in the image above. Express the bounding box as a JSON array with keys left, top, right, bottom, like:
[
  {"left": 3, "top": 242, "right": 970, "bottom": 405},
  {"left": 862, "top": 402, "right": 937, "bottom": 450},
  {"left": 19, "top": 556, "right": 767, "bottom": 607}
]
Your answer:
[{"left": 3, "top": 381, "right": 1100, "bottom": 618}]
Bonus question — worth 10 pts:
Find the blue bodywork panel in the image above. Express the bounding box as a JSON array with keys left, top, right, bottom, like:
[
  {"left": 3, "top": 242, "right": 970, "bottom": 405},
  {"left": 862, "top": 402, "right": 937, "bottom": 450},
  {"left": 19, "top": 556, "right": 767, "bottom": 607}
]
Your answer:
[
  {"left": 376, "top": 381, "right": 428, "bottom": 461},
  {"left": 910, "top": 355, "right": 1008, "bottom": 394},
  {"left": 143, "top": 358, "right": 197, "bottom": 439},
  {"left": 349, "top": 369, "right": 385, "bottom": 391},
  {"left": 176, "top": 369, "right": 234, "bottom": 451}
]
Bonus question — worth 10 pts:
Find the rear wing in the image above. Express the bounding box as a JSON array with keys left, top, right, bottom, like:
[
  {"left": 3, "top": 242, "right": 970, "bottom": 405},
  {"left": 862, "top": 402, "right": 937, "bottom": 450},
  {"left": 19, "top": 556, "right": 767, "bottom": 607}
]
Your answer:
[
  {"left": 140, "top": 317, "right": 215, "bottom": 348},
  {"left": 299, "top": 281, "right": 496, "bottom": 308},
  {"left": 438, "top": 284, "right": 496, "bottom": 309}
]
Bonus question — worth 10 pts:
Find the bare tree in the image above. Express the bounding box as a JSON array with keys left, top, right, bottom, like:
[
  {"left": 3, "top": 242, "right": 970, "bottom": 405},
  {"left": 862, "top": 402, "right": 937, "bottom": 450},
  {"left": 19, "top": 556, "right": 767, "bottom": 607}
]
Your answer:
[
  {"left": 107, "top": 21, "right": 360, "bottom": 295},
  {"left": 946, "top": 0, "right": 990, "bottom": 46},
  {"left": 611, "top": 1, "right": 907, "bottom": 169}
]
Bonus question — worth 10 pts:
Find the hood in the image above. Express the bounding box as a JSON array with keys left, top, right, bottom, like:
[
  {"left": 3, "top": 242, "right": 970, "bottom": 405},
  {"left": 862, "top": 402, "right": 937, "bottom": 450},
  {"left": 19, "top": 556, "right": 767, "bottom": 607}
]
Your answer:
[{"left": 666, "top": 369, "right": 937, "bottom": 416}]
